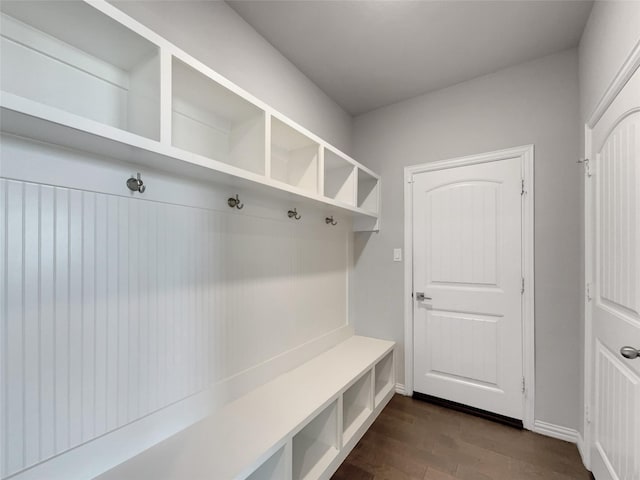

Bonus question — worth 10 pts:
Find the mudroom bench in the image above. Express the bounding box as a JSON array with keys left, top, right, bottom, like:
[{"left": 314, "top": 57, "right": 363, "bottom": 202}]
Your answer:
[{"left": 96, "top": 336, "right": 395, "bottom": 480}]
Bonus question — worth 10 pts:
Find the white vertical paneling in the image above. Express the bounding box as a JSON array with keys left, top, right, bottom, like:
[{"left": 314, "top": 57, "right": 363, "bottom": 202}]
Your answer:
[
  {"left": 68, "top": 189, "right": 83, "bottom": 448},
  {"left": 595, "top": 344, "right": 639, "bottom": 480},
  {"left": 39, "top": 185, "right": 55, "bottom": 460},
  {"left": 5, "top": 180, "right": 25, "bottom": 476},
  {"left": 94, "top": 194, "right": 108, "bottom": 437},
  {"left": 53, "top": 187, "right": 69, "bottom": 454},
  {"left": 1, "top": 170, "right": 349, "bottom": 477},
  {"left": 599, "top": 115, "right": 639, "bottom": 315},
  {"left": 82, "top": 191, "right": 96, "bottom": 441},
  {"left": 427, "top": 182, "right": 499, "bottom": 286},
  {"left": 24, "top": 183, "right": 40, "bottom": 466},
  {"left": 428, "top": 312, "right": 499, "bottom": 386}
]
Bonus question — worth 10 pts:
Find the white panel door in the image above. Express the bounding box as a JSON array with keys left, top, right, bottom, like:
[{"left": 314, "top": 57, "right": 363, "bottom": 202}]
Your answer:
[
  {"left": 413, "top": 157, "right": 524, "bottom": 420},
  {"left": 588, "top": 64, "right": 640, "bottom": 480}
]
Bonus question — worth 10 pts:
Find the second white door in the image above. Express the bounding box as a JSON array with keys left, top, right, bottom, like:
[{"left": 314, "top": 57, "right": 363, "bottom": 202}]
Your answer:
[{"left": 412, "top": 155, "right": 524, "bottom": 420}]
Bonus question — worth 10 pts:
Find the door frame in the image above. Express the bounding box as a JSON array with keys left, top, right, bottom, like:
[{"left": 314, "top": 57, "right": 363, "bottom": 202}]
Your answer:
[
  {"left": 581, "top": 38, "right": 640, "bottom": 471},
  {"left": 403, "top": 144, "right": 535, "bottom": 429}
]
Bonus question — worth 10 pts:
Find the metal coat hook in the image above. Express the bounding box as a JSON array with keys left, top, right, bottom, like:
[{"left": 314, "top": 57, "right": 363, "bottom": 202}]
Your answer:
[
  {"left": 228, "top": 194, "right": 244, "bottom": 209},
  {"left": 126, "top": 173, "right": 146, "bottom": 193},
  {"left": 288, "top": 208, "right": 301, "bottom": 220},
  {"left": 325, "top": 216, "right": 337, "bottom": 226}
]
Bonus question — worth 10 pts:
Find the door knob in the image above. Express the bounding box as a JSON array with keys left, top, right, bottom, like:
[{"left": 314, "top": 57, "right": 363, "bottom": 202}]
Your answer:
[
  {"left": 416, "top": 292, "right": 432, "bottom": 301},
  {"left": 620, "top": 346, "right": 640, "bottom": 359}
]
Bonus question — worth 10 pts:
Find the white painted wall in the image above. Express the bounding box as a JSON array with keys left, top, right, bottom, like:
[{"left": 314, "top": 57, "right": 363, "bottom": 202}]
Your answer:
[
  {"left": 577, "top": 0, "right": 640, "bottom": 439},
  {"left": 352, "top": 49, "right": 581, "bottom": 429},
  {"left": 109, "top": 0, "right": 353, "bottom": 155}
]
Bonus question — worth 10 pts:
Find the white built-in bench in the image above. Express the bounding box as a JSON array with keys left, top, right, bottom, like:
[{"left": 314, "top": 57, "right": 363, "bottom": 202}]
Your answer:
[{"left": 95, "top": 336, "right": 395, "bottom": 480}]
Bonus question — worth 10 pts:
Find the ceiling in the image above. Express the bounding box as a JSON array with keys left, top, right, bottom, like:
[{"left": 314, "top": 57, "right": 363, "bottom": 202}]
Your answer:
[{"left": 227, "top": 1, "right": 593, "bottom": 115}]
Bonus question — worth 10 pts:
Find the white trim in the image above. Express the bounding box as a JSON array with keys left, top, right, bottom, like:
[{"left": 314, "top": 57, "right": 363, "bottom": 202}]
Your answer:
[
  {"left": 587, "top": 38, "right": 640, "bottom": 128},
  {"left": 533, "top": 420, "right": 578, "bottom": 444},
  {"left": 576, "top": 432, "right": 589, "bottom": 467},
  {"left": 582, "top": 125, "right": 594, "bottom": 471},
  {"left": 582, "top": 33, "right": 640, "bottom": 474},
  {"left": 403, "top": 144, "right": 535, "bottom": 428},
  {"left": 394, "top": 383, "right": 407, "bottom": 396}
]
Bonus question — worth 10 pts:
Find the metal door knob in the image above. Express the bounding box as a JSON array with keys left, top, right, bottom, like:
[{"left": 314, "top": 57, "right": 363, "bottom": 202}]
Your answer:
[
  {"left": 416, "top": 292, "right": 432, "bottom": 301},
  {"left": 620, "top": 346, "right": 640, "bottom": 359}
]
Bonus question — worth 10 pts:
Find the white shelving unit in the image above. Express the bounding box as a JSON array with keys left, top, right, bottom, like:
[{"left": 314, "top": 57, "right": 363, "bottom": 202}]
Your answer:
[
  {"left": 374, "top": 352, "right": 395, "bottom": 407},
  {"left": 0, "top": 0, "right": 381, "bottom": 232},
  {"left": 270, "top": 116, "right": 320, "bottom": 194},
  {"left": 95, "top": 336, "right": 395, "bottom": 480},
  {"left": 324, "top": 148, "right": 356, "bottom": 206},
  {"left": 342, "top": 371, "right": 373, "bottom": 445},
  {"left": 245, "top": 446, "right": 288, "bottom": 480},
  {"left": 0, "top": 1, "right": 160, "bottom": 141},
  {"left": 357, "top": 168, "right": 380, "bottom": 214},
  {"left": 172, "top": 57, "right": 266, "bottom": 174},
  {"left": 292, "top": 402, "right": 339, "bottom": 480}
]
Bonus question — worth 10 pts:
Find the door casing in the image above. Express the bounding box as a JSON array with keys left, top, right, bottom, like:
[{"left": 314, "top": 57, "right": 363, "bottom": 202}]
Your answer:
[{"left": 403, "top": 145, "right": 535, "bottom": 430}]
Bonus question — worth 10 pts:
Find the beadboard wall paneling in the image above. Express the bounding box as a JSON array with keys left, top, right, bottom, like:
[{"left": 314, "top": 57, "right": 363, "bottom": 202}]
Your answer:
[{"left": 1, "top": 139, "right": 349, "bottom": 477}]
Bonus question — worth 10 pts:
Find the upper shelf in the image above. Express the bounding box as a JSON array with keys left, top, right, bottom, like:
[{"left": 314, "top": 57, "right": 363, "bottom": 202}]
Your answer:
[{"left": 0, "top": 0, "right": 380, "bottom": 231}]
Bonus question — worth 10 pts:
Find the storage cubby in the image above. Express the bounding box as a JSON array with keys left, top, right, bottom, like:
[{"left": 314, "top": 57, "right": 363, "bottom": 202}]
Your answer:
[
  {"left": 357, "top": 168, "right": 379, "bottom": 213},
  {"left": 342, "top": 371, "right": 373, "bottom": 445},
  {"left": 374, "top": 352, "right": 394, "bottom": 406},
  {"left": 324, "top": 149, "right": 356, "bottom": 205},
  {"left": 172, "top": 58, "right": 266, "bottom": 174},
  {"left": 0, "top": 1, "right": 160, "bottom": 140},
  {"left": 270, "top": 117, "right": 320, "bottom": 194},
  {"left": 292, "top": 401, "right": 339, "bottom": 480},
  {"left": 245, "top": 446, "right": 287, "bottom": 480}
]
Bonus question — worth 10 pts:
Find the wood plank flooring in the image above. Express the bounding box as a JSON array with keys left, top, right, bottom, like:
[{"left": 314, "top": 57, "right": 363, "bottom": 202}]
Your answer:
[{"left": 332, "top": 395, "right": 591, "bottom": 480}]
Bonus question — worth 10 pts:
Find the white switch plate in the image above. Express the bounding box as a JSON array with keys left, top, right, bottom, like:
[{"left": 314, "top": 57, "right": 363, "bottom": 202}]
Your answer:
[{"left": 393, "top": 248, "right": 402, "bottom": 262}]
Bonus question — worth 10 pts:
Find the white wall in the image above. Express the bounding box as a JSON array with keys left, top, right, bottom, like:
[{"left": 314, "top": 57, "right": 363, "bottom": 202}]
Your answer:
[
  {"left": 110, "top": 0, "right": 353, "bottom": 155},
  {"left": 352, "top": 49, "right": 581, "bottom": 429},
  {"left": 577, "top": 0, "right": 640, "bottom": 438}
]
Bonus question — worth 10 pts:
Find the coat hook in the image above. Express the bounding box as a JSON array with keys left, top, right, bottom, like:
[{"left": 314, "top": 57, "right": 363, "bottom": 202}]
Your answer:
[
  {"left": 325, "top": 216, "right": 337, "bottom": 226},
  {"left": 126, "top": 172, "right": 146, "bottom": 193},
  {"left": 288, "top": 208, "right": 301, "bottom": 220},
  {"left": 228, "top": 194, "right": 244, "bottom": 209}
]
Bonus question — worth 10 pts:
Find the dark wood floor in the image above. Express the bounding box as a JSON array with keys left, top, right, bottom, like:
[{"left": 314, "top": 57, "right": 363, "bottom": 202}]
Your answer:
[{"left": 332, "top": 395, "right": 591, "bottom": 480}]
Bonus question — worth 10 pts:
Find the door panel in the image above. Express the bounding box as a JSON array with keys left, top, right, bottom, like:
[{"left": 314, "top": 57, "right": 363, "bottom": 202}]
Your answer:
[
  {"left": 413, "top": 157, "right": 523, "bottom": 420},
  {"left": 589, "top": 65, "right": 640, "bottom": 480}
]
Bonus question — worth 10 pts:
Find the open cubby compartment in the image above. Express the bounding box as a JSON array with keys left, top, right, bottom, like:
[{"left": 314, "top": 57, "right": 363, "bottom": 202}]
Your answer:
[
  {"left": 172, "top": 58, "right": 266, "bottom": 175},
  {"left": 270, "top": 117, "right": 320, "bottom": 194},
  {"left": 0, "top": 1, "right": 160, "bottom": 140},
  {"left": 292, "top": 401, "right": 339, "bottom": 480},
  {"left": 342, "top": 370, "right": 373, "bottom": 445},
  {"left": 324, "top": 148, "right": 356, "bottom": 205},
  {"left": 357, "top": 168, "right": 379, "bottom": 213},
  {"left": 374, "top": 352, "right": 394, "bottom": 407},
  {"left": 245, "top": 445, "right": 288, "bottom": 480}
]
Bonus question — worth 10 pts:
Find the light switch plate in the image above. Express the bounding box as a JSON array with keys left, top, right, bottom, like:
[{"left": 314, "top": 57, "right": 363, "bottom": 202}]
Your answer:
[{"left": 393, "top": 248, "right": 402, "bottom": 262}]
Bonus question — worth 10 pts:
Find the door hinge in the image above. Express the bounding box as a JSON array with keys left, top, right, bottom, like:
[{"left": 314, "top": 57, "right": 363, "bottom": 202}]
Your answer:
[
  {"left": 585, "top": 404, "right": 591, "bottom": 423},
  {"left": 521, "top": 277, "right": 525, "bottom": 294},
  {"left": 578, "top": 158, "right": 592, "bottom": 177},
  {"left": 586, "top": 283, "right": 592, "bottom": 302},
  {"left": 521, "top": 179, "right": 526, "bottom": 195},
  {"left": 522, "top": 377, "right": 526, "bottom": 394}
]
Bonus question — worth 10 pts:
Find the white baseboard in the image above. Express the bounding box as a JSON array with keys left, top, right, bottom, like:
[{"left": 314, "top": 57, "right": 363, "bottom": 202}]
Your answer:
[
  {"left": 576, "top": 432, "right": 590, "bottom": 469},
  {"left": 532, "top": 420, "right": 578, "bottom": 444},
  {"left": 395, "top": 383, "right": 408, "bottom": 395}
]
